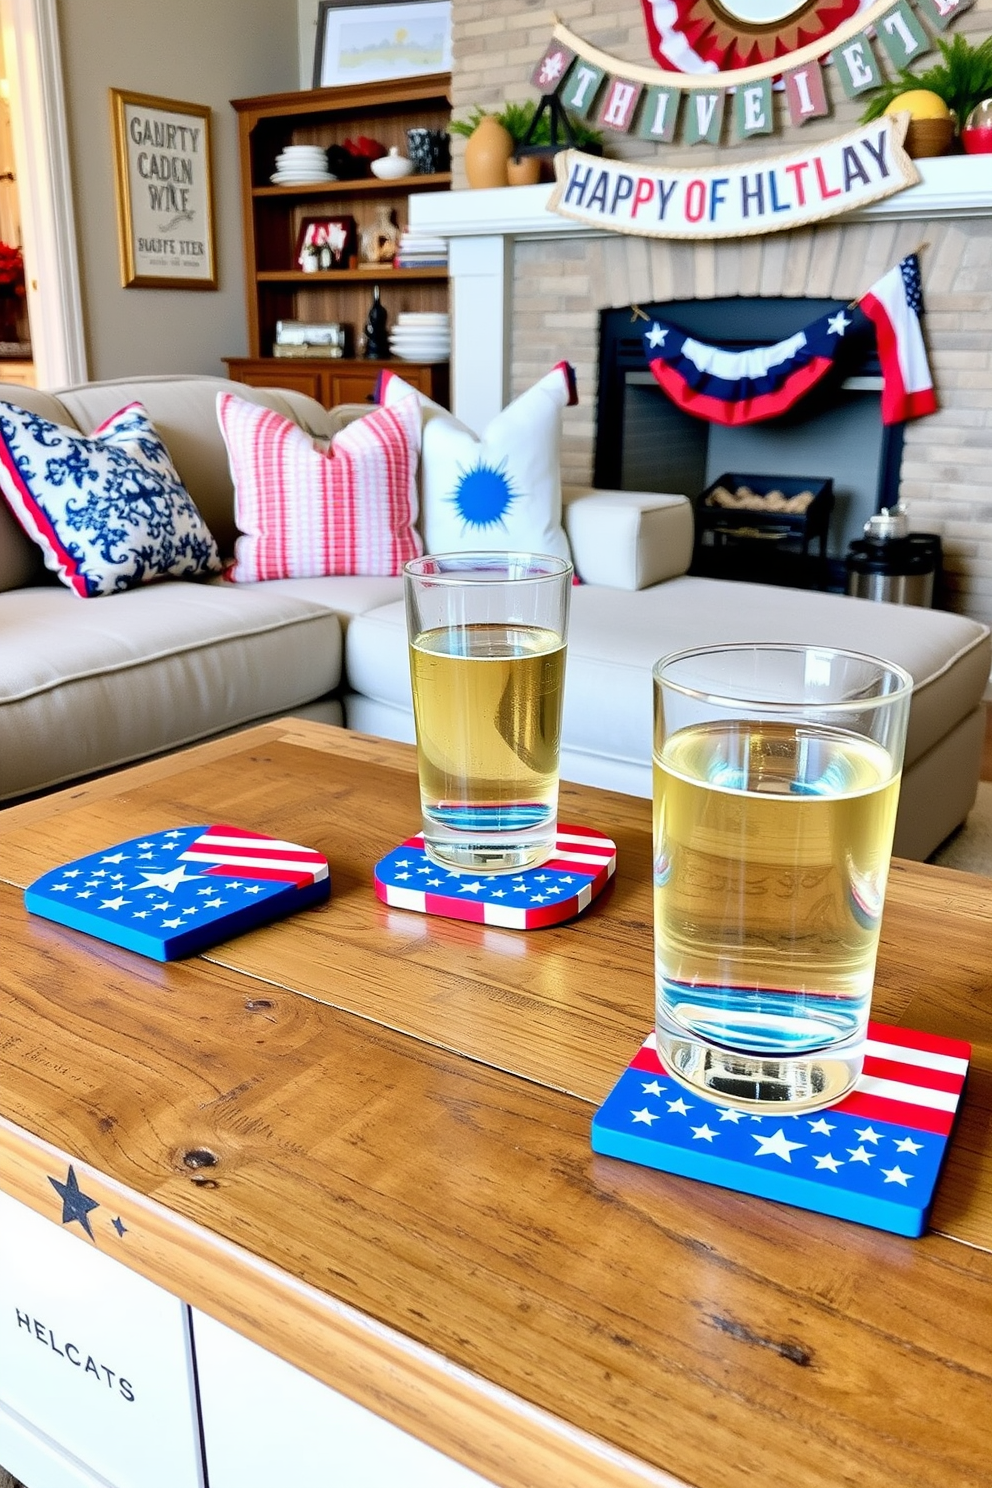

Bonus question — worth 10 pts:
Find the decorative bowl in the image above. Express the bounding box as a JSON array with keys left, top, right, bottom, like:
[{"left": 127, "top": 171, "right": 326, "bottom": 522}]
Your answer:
[
  {"left": 371, "top": 148, "right": 415, "bottom": 180},
  {"left": 904, "top": 117, "right": 956, "bottom": 158}
]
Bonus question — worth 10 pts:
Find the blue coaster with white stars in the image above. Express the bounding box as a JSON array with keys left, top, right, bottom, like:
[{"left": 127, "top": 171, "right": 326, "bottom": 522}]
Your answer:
[
  {"left": 373, "top": 825, "right": 616, "bottom": 929},
  {"left": 592, "top": 1024, "right": 970, "bottom": 1237},
  {"left": 25, "top": 824, "right": 330, "bottom": 960}
]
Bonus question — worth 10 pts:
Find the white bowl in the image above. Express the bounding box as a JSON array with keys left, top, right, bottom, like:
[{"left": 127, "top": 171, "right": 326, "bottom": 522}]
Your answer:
[{"left": 371, "top": 152, "right": 415, "bottom": 180}]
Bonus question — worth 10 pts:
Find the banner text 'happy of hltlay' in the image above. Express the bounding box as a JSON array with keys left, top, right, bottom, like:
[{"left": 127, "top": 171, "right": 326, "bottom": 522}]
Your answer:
[{"left": 548, "top": 116, "right": 918, "bottom": 240}]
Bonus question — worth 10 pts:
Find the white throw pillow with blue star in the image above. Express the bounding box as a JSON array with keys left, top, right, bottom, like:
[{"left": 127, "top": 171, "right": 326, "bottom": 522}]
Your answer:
[
  {"left": 0, "top": 399, "right": 221, "bottom": 597},
  {"left": 376, "top": 363, "right": 576, "bottom": 561}
]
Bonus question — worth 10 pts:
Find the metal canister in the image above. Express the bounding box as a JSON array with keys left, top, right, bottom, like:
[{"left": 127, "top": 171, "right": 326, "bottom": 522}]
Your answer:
[{"left": 846, "top": 523, "right": 942, "bottom": 608}]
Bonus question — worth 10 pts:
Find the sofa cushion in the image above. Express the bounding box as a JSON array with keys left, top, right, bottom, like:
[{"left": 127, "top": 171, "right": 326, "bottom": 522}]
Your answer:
[
  {"left": 0, "top": 399, "right": 224, "bottom": 598},
  {"left": 219, "top": 391, "right": 422, "bottom": 582},
  {"left": 563, "top": 489, "right": 694, "bottom": 590},
  {"left": 55, "top": 376, "right": 335, "bottom": 558},
  {"left": 377, "top": 364, "right": 575, "bottom": 562},
  {"left": 344, "top": 576, "right": 991, "bottom": 780},
  {"left": 248, "top": 573, "right": 404, "bottom": 625},
  {"left": 0, "top": 582, "right": 342, "bottom": 801}
]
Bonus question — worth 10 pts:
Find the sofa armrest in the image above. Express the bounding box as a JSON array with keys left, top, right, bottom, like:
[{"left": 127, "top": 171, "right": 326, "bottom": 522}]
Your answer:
[{"left": 563, "top": 488, "right": 694, "bottom": 590}]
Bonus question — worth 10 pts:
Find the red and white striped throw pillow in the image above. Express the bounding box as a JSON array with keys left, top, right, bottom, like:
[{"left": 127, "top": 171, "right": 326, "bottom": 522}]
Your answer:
[{"left": 218, "top": 391, "right": 423, "bottom": 582}]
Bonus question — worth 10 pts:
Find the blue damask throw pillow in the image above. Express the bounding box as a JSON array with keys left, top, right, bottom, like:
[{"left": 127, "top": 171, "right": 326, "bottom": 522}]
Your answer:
[{"left": 0, "top": 400, "right": 222, "bottom": 597}]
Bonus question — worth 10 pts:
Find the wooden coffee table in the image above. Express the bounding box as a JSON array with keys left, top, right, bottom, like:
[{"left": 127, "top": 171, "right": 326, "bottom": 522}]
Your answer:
[{"left": 0, "top": 720, "right": 990, "bottom": 1488}]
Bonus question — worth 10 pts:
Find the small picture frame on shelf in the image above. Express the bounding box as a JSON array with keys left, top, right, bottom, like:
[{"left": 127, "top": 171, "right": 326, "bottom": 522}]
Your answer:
[
  {"left": 313, "top": 0, "right": 452, "bottom": 88},
  {"left": 295, "top": 215, "right": 358, "bottom": 271}
]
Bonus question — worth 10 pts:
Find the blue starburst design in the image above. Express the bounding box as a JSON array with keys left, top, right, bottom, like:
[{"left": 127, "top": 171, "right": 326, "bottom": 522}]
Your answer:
[{"left": 448, "top": 459, "right": 518, "bottom": 532}]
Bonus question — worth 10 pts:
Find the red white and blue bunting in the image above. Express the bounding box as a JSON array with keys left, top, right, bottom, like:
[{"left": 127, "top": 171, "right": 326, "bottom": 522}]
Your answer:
[{"left": 638, "top": 252, "right": 937, "bottom": 425}]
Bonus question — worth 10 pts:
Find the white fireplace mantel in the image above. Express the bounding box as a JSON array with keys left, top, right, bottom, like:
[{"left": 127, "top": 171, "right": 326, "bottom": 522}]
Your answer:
[{"left": 410, "top": 156, "right": 992, "bottom": 433}]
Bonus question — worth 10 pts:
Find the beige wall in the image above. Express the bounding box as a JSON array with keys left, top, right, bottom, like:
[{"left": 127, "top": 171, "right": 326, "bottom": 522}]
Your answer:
[{"left": 57, "top": 0, "right": 298, "bottom": 382}]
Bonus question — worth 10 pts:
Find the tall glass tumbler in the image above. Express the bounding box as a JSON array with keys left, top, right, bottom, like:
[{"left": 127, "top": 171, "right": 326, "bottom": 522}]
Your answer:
[
  {"left": 404, "top": 552, "right": 572, "bottom": 873},
  {"left": 653, "top": 644, "right": 913, "bottom": 1113}
]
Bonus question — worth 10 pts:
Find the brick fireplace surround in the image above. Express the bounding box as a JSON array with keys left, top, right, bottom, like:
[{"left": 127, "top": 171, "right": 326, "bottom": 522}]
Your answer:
[{"left": 412, "top": 0, "right": 992, "bottom": 629}]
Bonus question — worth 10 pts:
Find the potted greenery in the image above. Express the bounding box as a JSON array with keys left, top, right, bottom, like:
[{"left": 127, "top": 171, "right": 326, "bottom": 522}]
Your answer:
[
  {"left": 453, "top": 100, "right": 603, "bottom": 187},
  {"left": 861, "top": 33, "right": 992, "bottom": 156}
]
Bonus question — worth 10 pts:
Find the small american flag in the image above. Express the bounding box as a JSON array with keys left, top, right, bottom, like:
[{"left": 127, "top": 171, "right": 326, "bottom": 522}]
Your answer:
[
  {"left": 592, "top": 1023, "right": 970, "bottom": 1236},
  {"left": 374, "top": 824, "right": 616, "bottom": 929},
  {"left": 26, "top": 825, "right": 330, "bottom": 961}
]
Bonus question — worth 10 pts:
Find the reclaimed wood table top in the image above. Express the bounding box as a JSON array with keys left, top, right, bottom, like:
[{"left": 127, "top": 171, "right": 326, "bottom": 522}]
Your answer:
[{"left": 0, "top": 720, "right": 990, "bottom": 1488}]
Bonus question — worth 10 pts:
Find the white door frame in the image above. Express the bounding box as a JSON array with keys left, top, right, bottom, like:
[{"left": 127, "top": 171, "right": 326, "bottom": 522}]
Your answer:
[{"left": 0, "top": 0, "right": 86, "bottom": 386}]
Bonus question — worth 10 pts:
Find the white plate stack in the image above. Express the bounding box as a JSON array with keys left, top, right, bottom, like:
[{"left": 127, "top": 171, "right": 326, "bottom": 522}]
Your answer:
[
  {"left": 388, "top": 312, "right": 451, "bottom": 364},
  {"left": 270, "top": 145, "right": 336, "bottom": 184}
]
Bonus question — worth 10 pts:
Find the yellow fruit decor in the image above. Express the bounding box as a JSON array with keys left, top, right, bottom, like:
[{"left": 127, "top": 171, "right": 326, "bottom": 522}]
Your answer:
[
  {"left": 883, "top": 88, "right": 954, "bottom": 156},
  {"left": 883, "top": 89, "right": 952, "bottom": 120}
]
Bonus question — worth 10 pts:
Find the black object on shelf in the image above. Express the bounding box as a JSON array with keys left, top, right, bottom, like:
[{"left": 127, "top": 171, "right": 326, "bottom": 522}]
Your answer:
[{"left": 363, "top": 285, "right": 388, "bottom": 359}]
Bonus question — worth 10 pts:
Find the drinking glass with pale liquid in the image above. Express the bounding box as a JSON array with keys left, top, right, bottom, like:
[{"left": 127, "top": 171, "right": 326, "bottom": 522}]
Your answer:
[
  {"left": 404, "top": 552, "right": 572, "bottom": 873},
  {"left": 653, "top": 644, "right": 912, "bottom": 1113}
]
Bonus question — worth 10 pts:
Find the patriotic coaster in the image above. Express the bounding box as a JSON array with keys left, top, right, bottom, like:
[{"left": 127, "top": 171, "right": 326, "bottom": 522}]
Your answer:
[
  {"left": 373, "top": 824, "right": 616, "bottom": 929},
  {"left": 592, "top": 1023, "right": 971, "bottom": 1237},
  {"left": 25, "top": 825, "right": 330, "bottom": 961}
]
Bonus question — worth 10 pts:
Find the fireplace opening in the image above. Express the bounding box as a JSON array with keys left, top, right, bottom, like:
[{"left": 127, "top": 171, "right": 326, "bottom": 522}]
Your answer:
[{"left": 594, "top": 297, "right": 905, "bottom": 592}]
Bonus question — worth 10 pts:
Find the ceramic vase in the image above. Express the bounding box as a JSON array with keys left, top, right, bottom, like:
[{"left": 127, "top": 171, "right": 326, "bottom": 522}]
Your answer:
[
  {"left": 506, "top": 153, "right": 542, "bottom": 187},
  {"left": 464, "top": 116, "right": 513, "bottom": 189}
]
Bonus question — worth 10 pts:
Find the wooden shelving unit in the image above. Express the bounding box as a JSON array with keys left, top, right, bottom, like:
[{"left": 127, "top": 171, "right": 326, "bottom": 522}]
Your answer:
[{"left": 228, "top": 76, "right": 451, "bottom": 408}]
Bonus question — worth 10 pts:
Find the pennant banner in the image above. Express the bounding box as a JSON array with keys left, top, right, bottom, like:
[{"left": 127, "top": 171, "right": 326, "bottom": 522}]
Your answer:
[
  {"left": 549, "top": 116, "right": 918, "bottom": 240},
  {"left": 525, "top": 0, "right": 972, "bottom": 147}
]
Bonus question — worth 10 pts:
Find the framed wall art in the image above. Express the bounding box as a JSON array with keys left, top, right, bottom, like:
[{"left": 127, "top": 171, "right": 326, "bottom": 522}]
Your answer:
[
  {"left": 110, "top": 89, "right": 217, "bottom": 290},
  {"left": 313, "top": 0, "right": 452, "bottom": 88}
]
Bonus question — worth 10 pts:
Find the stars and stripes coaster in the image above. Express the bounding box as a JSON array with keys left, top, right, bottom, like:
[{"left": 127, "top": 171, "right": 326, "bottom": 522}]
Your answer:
[
  {"left": 373, "top": 824, "right": 616, "bottom": 929},
  {"left": 592, "top": 1022, "right": 970, "bottom": 1237},
  {"left": 25, "top": 825, "right": 330, "bottom": 961}
]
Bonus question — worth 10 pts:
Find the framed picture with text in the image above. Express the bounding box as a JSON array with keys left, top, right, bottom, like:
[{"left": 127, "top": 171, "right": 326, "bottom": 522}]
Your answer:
[
  {"left": 313, "top": 0, "right": 452, "bottom": 88},
  {"left": 110, "top": 89, "right": 217, "bottom": 290}
]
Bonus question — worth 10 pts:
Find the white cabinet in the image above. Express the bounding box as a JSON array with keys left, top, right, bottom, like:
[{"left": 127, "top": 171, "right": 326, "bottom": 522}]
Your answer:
[
  {"left": 0, "top": 1185, "right": 499, "bottom": 1488},
  {"left": 192, "top": 1309, "right": 497, "bottom": 1488},
  {"left": 0, "top": 1188, "right": 205, "bottom": 1488}
]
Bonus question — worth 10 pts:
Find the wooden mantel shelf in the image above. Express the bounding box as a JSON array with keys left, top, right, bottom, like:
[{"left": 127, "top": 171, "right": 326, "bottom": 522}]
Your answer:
[
  {"left": 411, "top": 156, "right": 992, "bottom": 239},
  {"left": 0, "top": 722, "right": 991, "bottom": 1488}
]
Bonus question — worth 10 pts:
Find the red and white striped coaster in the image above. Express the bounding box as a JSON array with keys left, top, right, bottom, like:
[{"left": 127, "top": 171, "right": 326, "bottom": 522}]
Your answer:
[{"left": 373, "top": 824, "right": 617, "bottom": 929}]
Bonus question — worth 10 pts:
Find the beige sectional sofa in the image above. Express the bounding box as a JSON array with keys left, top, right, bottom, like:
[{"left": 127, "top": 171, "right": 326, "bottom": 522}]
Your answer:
[{"left": 1, "top": 373, "right": 989, "bottom": 862}]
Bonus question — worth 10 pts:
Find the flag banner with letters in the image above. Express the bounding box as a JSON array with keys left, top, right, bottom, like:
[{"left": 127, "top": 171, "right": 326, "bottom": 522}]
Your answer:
[
  {"left": 592, "top": 1022, "right": 971, "bottom": 1236},
  {"left": 530, "top": 0, "right": 969, "bottom": 145},
  {"left": 549, "top": 116, "right": 918, "bottom": 240}
]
